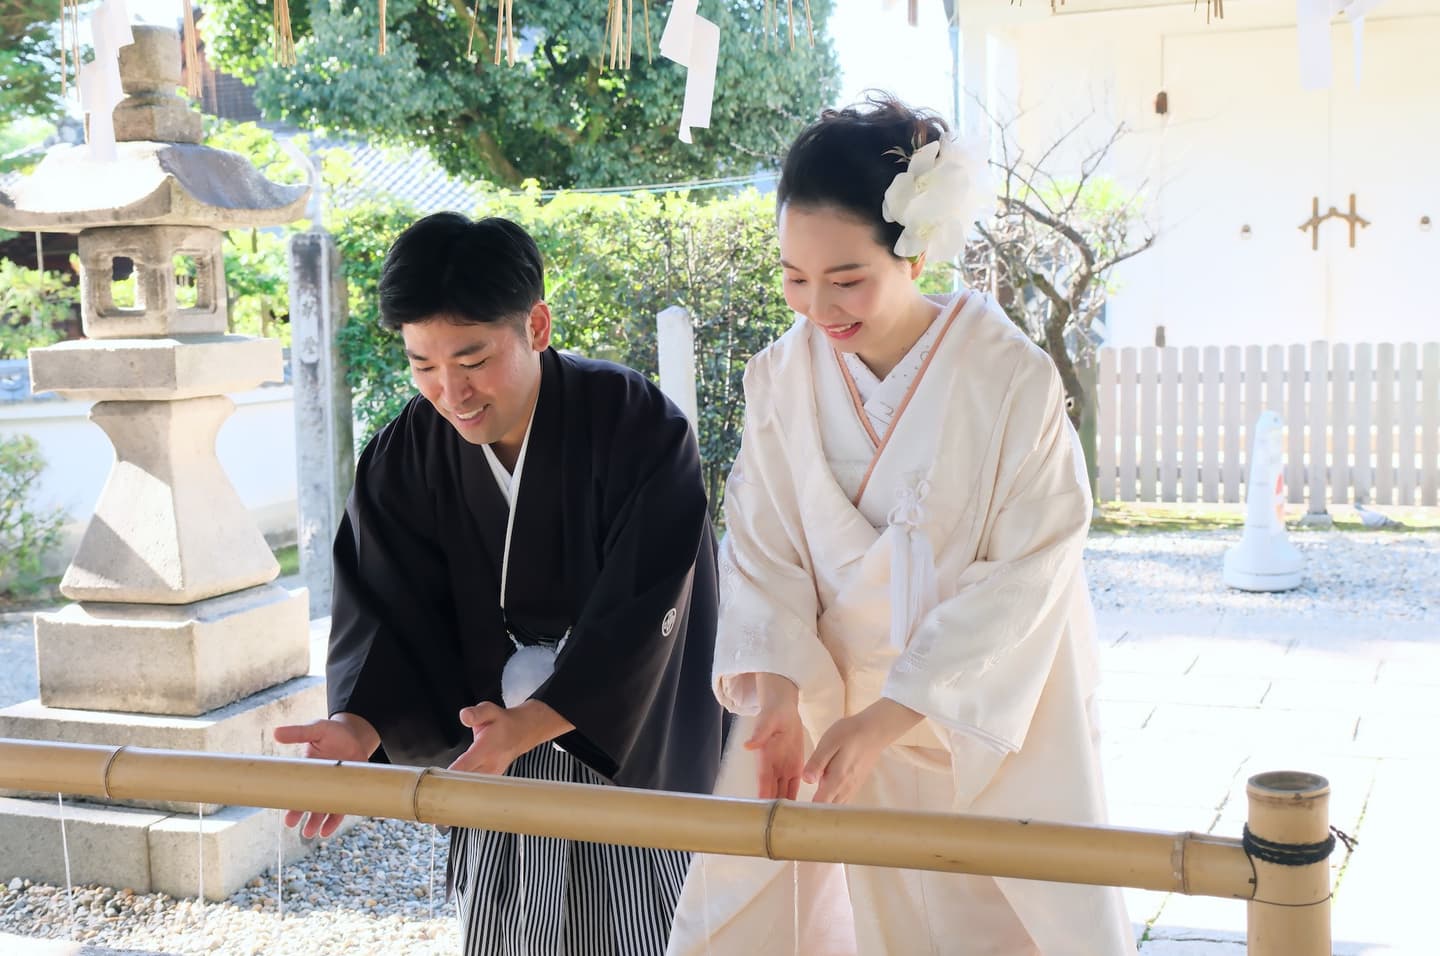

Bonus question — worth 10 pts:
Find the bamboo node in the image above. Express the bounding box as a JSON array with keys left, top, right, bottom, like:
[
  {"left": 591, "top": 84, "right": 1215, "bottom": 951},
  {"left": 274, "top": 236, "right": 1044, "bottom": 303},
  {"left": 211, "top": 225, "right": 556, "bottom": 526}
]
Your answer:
[
  {"left": 100, "top": 745, "right": 128, "bottom": 801},
  {"left": 762, "top": 799, "right": 782, "bottom": 860},
  {"left": 410, "top": 767, "right": 435, "bottom": 823},
  {"left": 1170, "top": 831, "right": 1189, "bottom": 895}
]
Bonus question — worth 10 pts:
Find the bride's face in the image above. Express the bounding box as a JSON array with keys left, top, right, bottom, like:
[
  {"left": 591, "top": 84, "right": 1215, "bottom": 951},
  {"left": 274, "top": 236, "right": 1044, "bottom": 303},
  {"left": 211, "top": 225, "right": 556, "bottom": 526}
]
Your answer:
[{"left": 777, "top": 203, "right": 924, "bottom": 357}]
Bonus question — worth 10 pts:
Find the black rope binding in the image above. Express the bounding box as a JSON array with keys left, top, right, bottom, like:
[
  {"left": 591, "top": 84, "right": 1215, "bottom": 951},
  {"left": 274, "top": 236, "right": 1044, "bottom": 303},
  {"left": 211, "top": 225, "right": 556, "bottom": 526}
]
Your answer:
[{"left": 1242, "top": 825, "right": 1356, "bottom": 867}]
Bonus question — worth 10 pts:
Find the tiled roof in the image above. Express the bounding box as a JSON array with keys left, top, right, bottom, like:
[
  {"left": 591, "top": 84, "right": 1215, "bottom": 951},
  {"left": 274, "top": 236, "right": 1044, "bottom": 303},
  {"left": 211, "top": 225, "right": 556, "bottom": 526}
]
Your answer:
[
  {"left": 307, "top": 137, "right": 487, "bottom": 217},
  {"left": 2, "top": 134, "right": 484, "bottom": 220}
]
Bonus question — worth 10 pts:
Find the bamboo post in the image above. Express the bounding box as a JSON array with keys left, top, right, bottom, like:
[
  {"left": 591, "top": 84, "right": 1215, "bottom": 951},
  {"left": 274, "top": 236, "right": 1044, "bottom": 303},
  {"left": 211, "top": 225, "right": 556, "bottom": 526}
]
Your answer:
[
  {"left": 1245, "top": 771, "right": 1332, "bottom": 956},
  {"left": 0, "top": 739, "right": 1260, "bottom": 899}
]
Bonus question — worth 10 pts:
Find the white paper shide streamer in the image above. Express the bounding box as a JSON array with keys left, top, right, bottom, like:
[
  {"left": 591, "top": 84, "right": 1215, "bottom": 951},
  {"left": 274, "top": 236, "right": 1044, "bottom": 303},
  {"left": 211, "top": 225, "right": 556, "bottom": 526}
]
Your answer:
[
  {"left": 660, "top": 0, "right": 720, "bottom": 144},
  {"left": 79, "top": 0, "right": 135, "bottom": 162},
  {"left": 1297, "top": 0, "right": 1385, "bottom": 90}
]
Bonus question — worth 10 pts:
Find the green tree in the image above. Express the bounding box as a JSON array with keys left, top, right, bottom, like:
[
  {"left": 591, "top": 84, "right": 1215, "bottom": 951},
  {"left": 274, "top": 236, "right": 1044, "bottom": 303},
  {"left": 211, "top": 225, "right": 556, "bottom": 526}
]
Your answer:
[
  {"left": 202, "top": 0, "right": 839, "bottom": 188},
  {"left": 0, "top": 259, "right": 75, "bottom": 359},
  {"left": 0, "top": 0, "right": 68, "bottom": 127},
  {"left": 962, "top": 119, "right": 1157, "bottom": 500},
  {"left": 0, "top": 434, "right": 66, "bottom": 597}
]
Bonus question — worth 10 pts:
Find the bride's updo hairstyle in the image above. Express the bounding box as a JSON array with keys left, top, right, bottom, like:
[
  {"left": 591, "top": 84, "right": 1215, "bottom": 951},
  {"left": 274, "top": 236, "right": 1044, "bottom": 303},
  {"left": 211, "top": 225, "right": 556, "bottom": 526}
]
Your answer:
[{"left": 776, "top": 95, "right": 950, "bottom": 259}]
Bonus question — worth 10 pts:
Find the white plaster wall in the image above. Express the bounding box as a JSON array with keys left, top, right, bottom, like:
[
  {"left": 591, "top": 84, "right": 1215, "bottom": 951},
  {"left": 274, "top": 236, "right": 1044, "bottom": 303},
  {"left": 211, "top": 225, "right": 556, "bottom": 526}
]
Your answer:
[
  {"left": 0, "top": 387, "right": 300, "bottom": 573},
  {"left": 984, "top": 5, "right": 1440, "bottom": 348}
]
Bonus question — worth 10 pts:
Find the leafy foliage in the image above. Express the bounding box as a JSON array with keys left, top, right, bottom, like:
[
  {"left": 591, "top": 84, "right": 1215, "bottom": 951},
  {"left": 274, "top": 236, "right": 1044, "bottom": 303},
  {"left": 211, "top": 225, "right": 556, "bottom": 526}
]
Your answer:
[
  {"left": 958, "top": 119, "right": 1156, "bottom": 497},
  {"left": 202, "top": 0, "right": 840, "bottom": 188},
  {"left": 0, "top": 434, "right": 66, "bottom": 596},
  {"left": 201, "top": 119, "right": 360, "bottom": 344},
  {"left": 0, "top": 0, "right": 67, "bottom": 125},
  {"left": 0, "top": 259, "right": 76, "bottom": 360}
]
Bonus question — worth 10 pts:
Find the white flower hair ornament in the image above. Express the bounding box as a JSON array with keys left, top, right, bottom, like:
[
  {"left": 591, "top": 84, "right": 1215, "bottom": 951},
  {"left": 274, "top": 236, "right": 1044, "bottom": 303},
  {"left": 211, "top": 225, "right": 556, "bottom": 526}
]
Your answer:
[{"left": 881, "top": 133, "right": 996, "bottom": 262}]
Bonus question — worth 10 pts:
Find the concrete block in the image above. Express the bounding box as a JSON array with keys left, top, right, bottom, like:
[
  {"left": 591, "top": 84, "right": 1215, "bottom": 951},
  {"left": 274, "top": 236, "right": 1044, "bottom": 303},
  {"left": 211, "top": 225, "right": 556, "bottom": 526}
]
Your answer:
[
  {"left": 28, "top": 337, "right": 282, "bottom": 402},
  {"left": 0, "top": 676, "right": 327, "bottom": 814},
  {"left": 0, "top": 795, "right": 168, "bottom": 892},
  {"left": 35, "top": 585, "right": 310, "bottom": 716},
  {"left": 56, "top": 396, "right": 280, "bottom": 605},
  {"left": 0, "top": 797, "right": 331, "bottom": 905},
  {"left": 146, "top": 804, "right": 319, "bottom": 901}
]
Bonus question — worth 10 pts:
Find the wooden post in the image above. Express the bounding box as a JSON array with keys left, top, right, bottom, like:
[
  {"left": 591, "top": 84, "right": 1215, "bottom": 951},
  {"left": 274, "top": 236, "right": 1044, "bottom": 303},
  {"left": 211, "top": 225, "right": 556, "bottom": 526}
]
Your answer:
[
  {"left": 1077, "top": 356, "right": 1100, "bottom": 504},
  {"left": 656, "top": 305, "right": 699, "bottom": 430},
  {"left": 1246, "top": 771, "right": 1332, "bottom": 956}
]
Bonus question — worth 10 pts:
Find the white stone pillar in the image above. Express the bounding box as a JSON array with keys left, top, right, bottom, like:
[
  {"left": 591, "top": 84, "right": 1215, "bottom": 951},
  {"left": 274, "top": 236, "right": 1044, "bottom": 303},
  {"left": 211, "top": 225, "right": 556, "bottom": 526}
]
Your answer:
[{"left": 288, "top": 229, "right": 354, "bottom": 619}]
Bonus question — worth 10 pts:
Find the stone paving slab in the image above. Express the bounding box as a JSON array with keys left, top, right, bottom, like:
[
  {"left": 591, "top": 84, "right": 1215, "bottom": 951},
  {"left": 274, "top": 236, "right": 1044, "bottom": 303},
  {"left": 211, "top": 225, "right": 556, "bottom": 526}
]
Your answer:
[
  {"left": 1107, "top": 609, "right": 1440, "bottom": 954},
  {"left": 0, "top": 933, "right": 178, "bottom": 955}
]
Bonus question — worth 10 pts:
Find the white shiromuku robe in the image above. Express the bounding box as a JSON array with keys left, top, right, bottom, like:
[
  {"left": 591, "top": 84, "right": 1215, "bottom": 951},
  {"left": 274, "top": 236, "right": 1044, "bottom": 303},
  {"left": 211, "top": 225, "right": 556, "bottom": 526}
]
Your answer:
[{"left": 667, "top": 292, "right": 1136, "bottom": 955}]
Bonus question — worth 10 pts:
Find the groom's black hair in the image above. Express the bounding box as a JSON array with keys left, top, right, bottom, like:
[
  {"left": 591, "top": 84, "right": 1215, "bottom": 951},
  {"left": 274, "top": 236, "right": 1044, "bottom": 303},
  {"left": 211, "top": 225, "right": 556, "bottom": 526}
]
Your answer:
[{"left": 378, "top": 212, "right": 545, "bottom": 332}]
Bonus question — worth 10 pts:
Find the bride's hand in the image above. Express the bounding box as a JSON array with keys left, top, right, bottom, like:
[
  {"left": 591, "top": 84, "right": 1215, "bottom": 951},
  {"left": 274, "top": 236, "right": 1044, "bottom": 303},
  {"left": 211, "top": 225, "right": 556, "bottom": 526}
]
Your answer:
[
  {"left": 745, "top": 674, "right": 806, "bottom": 800},
  {"left": 804, "top": 698, "right": 922, "bottom": 805}
]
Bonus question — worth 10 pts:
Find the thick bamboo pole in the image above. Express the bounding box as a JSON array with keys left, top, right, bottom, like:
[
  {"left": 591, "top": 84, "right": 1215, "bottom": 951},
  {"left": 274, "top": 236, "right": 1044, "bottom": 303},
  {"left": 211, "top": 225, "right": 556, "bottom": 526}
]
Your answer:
[
  {"left": 0, "top": 739, "right": 1259, "bottom": 901},
  {"left": 1246, "top": 771, "right": 1333, "bottom": 956}
]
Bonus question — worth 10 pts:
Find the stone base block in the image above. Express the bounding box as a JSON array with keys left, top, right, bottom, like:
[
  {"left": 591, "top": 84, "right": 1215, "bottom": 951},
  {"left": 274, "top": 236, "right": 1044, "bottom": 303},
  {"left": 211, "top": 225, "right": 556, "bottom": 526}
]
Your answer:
[
  {"left": 0, "top": 796, "right": 325, "bottom": 901},
  {"left": 147, "top": 803, "right": 325, "bottom": 900},
  {"left": 29, "top": 336, "right": 281, "bottom": 402},
  {"left": 0, "top": 676, "right": 326, "bottom": 814},
  {"left": 0, "top": 795, "right": 168, "bottom": 892},
  {"left": 36, "top": 585, "right": 310, "bottom": 716}
]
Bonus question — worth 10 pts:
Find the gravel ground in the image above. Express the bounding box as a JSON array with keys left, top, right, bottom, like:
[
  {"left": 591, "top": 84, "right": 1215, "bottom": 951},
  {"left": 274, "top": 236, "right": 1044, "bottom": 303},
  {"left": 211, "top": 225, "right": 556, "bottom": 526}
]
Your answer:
[
  {"left": 1085, "top": 528, "right": 1439, "bottom": 622},
  {"left": 0, "top": 528, "right": 1434, "bottom": 954}
]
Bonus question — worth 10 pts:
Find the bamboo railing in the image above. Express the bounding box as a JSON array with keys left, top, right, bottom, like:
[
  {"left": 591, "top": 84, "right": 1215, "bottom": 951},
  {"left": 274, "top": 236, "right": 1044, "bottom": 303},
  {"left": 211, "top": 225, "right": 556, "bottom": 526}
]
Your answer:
[{"left": 0, "top": 740, "right": 1333, "bottom": 955}]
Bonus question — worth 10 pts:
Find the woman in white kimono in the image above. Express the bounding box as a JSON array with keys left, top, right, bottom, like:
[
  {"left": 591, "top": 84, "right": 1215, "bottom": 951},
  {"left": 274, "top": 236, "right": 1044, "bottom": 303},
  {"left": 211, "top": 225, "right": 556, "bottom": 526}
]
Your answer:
[{"left": 667, "top": 98, "right": 1136, "bottom": 955}]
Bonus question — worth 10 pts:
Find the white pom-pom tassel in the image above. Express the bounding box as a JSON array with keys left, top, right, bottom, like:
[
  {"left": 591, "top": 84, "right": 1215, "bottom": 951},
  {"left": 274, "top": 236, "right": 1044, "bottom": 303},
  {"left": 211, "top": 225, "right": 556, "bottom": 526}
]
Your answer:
[{"left": 501, "top": 644, "right": 559, "bottom": 708}]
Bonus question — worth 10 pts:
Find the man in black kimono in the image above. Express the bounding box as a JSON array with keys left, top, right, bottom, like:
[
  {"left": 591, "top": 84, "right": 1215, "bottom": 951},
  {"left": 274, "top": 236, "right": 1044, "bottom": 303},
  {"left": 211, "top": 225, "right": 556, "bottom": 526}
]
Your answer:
[{"left": 273, "top": 213, "right": 725, "bottom": 955}]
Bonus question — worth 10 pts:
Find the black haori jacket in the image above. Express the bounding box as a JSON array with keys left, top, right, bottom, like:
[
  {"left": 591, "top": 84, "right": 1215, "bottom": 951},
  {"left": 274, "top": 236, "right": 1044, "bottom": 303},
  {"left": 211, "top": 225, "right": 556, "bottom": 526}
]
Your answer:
[{"left": 326, "top": 347, "right": 724, "bottom": 795}]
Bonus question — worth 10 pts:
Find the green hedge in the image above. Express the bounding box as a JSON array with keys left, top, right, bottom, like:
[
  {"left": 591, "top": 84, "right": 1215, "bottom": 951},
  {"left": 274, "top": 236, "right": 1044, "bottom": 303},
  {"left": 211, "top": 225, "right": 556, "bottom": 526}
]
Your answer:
[{"left": 334, "top": 187, "right": 958, "bottom": 520}]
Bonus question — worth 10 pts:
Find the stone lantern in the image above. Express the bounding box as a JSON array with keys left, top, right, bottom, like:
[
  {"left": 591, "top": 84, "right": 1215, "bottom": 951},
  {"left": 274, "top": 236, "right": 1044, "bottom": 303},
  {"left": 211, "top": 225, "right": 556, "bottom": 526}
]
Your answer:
[{"left": 0, "top": 25, "right": 327, "bottom": 898}]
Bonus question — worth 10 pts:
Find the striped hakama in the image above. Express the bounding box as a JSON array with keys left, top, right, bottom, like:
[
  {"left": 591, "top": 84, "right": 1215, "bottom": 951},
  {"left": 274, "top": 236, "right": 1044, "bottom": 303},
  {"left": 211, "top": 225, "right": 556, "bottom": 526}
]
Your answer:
[{"left": 450, "top": 743, "right": 691, "bottom": 956}]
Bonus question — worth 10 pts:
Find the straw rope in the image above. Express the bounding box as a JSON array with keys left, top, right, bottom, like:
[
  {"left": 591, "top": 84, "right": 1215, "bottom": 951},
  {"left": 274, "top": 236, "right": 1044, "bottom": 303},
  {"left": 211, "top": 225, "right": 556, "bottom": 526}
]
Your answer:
[
  {"left": 272, "top": 0, "right": 296, "bottom": 66},
  {"left": 59, "top": 0, "right": 81, "bottom": 100},
  {"left": 181, "top": 0, "right": 202, "bottom": 98}
]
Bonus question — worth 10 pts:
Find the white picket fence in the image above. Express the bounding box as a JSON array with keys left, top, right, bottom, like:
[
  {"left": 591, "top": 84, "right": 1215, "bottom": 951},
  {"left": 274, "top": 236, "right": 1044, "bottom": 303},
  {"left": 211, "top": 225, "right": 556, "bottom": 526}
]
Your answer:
[{"left": 1095, "top": 342, "right": 1440, "bottom": 510}]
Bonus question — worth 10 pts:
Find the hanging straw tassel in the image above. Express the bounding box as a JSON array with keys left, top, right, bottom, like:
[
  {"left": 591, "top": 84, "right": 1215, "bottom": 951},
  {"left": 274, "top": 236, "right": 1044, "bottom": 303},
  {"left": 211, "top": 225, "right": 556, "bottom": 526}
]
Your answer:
[
  {"left": 273, "top": 0, "right": 296, "bottom": 66},
  {"left": 509, "top": 0, "right": 517, "bottom": 63},
  {"left": 180, "top": 0, "right": 202, "bottom": 98},
  {"left": 602, "top": 0, "right": 619, "bottom": 71},
  {"left": 786, "top": 0, "right": 795, "bottom": 51},
  {"left": 493, "top": 0, "right": 515, "bottom": 66},
  {"left": 59, "top": 0, "right": 82, "bottom": 100},
  {"left": 641, "top": 0, "right": 652, "bottom": 62},
  {"left": 59, "top": 0, "right": 69, "bottom": 98},
  {"left": 466, "top": 0, "right": 489, "bottom": 61},
  {"left": 803, "top": 0, "right": 814, "bottom": 46},
  {"left": 379, "top": 0, "right": 388, "bottom": 54}
]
